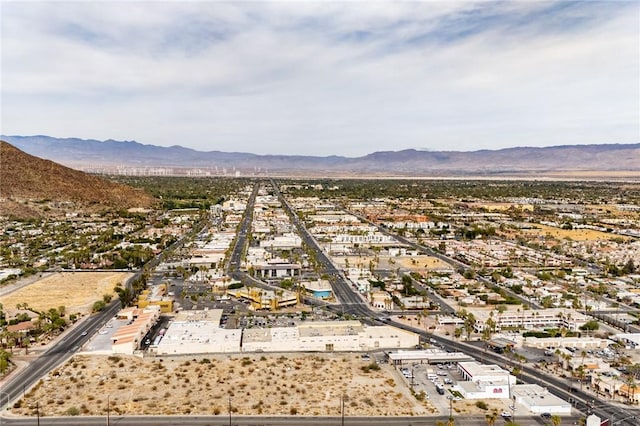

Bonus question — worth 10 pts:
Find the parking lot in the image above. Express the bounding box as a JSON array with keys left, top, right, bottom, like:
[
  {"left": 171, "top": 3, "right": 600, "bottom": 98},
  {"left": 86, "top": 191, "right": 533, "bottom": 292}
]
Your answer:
[{"left": 394, "top": 361, "right": 518, "bottom": 417}]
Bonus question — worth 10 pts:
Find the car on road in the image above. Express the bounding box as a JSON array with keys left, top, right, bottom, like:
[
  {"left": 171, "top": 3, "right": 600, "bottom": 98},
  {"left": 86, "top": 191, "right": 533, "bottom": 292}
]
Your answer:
[
  {"left": 501, "top": 412, "right": 512, "bottom": 418},
  {"left": 541, "top": 412, "right": 551, "bottom": 419},
  {"left": 81, "top": 331, "right": 88, "bottom": 336}
]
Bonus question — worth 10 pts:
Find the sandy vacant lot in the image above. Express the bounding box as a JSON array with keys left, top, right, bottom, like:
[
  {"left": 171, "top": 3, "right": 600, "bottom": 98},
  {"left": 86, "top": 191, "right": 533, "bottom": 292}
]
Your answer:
[
  {"left": 395, "top": 256, "right": 449, "bottom": 271},
  {"left": 522, "top": 224, "right": 627, "bottom": 242},
  {"left": 2, "top": 272, "right": 131, "bottom": 316},
  {"left": 14, "top": 353, "right": 435, "bottom": 417}
]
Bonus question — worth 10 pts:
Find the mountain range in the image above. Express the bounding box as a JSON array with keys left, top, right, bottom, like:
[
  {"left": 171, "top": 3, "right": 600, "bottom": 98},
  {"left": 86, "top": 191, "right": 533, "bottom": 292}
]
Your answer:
[{"left": 2, "top": 135, "right": 639, "bottom": 177}]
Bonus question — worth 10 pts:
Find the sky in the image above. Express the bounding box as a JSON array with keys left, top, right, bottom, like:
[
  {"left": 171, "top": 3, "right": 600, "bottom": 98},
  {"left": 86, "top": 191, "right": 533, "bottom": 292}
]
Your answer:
[{"left": 1, "top": 1, "right": 639, "bottom": 157}]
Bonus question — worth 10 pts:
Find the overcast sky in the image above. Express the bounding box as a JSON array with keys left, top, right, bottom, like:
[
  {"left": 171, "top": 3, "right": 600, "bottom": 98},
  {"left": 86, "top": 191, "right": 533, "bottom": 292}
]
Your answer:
[{"left": 2, "top": 1, "right": 638, "bottom": 157}]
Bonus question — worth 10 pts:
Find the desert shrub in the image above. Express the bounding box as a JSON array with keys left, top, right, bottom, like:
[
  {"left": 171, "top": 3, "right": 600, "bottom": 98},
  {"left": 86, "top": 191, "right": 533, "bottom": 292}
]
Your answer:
[
  {"left": 475, "top": 401, "right": 488, "bottom": 410},
  {"left": 65, "top": 407, "right": 80, "bottom": 416}
]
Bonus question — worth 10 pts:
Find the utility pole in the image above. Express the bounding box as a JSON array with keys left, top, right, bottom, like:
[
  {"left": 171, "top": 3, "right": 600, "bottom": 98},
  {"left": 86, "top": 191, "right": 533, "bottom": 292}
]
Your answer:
[
  {"left": 341, "top": 393, "right": 345, "bottom": 426},
  {"left": 228, "top": 396, "right": 232, "bottom": 426},
  {"left": 107, "top": 395, "right": 110, "bottom": 426},
  {"left": 36, "top": 401, "right": 40, "bottom": 426}
]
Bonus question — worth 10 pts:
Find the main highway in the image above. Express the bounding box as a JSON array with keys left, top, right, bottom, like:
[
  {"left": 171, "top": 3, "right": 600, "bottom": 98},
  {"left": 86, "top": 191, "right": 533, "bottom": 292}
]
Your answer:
[
  {"left": 0, "top": 298, "right": 122, "bottom": 411},
  {"left": 0, "top": 414, "right": 567, "bottom": 425},
  {"left": 270, "top": 180, "right": 374, "bottom": 320}
]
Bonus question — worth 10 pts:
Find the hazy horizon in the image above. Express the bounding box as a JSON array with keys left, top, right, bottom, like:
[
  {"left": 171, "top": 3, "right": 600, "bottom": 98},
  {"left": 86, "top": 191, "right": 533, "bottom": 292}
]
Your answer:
[
  {"left": 2, "top": 1, "right": 639, "bottom": 156},
  {"left": 3, "top": 134, "right": 639, "bottom": 158}
]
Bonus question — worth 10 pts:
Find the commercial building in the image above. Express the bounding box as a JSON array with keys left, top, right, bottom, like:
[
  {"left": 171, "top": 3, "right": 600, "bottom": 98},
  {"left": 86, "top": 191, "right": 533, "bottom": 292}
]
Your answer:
[
  {"left": 387, "top": 349, "right": 474, "bottom": 366},
  {"left": 455, "top": 361, "right": 515, "bottom": 400},
  {"left": 252, "top": 262, "right": 301, "bottom": 279},
  {"left": 512, "top": 384, "right": 572, "bottom": 414},
  {"left": 226, "top": 286, "right": 299, "bottom": 310},
  {"left": 154, "top": 310, "right": 241, "bottom": 355},
  {"left": 152, "top": 311, "right": 419, "bottom": 355},
  {"left": 243, "top": 321, "right": 419, "bottom": 352},
  {"left": 136, "top": 284, "right": 174, "bottom": 313},
  {"left": 524, "top": 336, "right": 611, "bottom": 350},
  {"left": 111, "top": 306, "right": 160, "bottom": 354},
  {"left": 472, "top": 308, "right": 589, "bottom": 332}
]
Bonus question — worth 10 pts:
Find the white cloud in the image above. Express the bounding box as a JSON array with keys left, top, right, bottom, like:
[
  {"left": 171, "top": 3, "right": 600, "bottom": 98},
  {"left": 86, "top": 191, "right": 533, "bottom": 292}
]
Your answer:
[{"left": 1, "top": 1, "right": 638, "bottom": 156}]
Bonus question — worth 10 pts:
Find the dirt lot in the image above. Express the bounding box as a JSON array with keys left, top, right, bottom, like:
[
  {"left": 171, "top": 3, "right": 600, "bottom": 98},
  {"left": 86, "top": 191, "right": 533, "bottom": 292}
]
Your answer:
[
  {"left": 522, "top": 224, "right": 628, "bottom": 242},
  {"left": 395, "top": 256, "right": 449, "bottom": 271},
  {"left": 13, "top": 353, "right": 435, "bottom": 417},
  {"left": 1, "top": 272, "right": 131, "bottom": 316}
]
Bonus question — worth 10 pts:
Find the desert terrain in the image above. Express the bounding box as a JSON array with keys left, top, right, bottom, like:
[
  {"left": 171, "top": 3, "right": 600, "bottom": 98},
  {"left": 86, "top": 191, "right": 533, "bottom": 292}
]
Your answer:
[{"left": 13, "top": 353, "right": 435, "bottom": 417}]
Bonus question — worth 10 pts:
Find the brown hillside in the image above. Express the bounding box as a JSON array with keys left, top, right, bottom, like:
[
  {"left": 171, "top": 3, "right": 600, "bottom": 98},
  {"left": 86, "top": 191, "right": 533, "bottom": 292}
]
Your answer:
[{"left": 0, "top": 141, "right": 157, "bottom": 215}]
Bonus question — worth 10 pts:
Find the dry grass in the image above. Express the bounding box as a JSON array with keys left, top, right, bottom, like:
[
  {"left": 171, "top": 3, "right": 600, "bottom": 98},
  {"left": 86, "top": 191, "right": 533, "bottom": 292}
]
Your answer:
[
  {"left": 2, "top": 272, "right": 131, "bottom": 315},
  {"left": 14, "top": 353, "right": 435, "bottom": 417},
  {"left": 522, "top": 224, "right": 628, "bottom": 242},
  {"left": 396, "top": 256, "right": 448, "bottom": 270}
]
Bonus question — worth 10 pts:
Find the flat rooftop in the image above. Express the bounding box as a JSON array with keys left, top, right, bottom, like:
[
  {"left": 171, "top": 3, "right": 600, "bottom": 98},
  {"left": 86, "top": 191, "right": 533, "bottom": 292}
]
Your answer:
[
  {"left": 388, "top": 349, "right": 474, "bottom": 363},
  {"left": 159, "top": 321, "right": 240, "bottom": 345},
  {"left": 174, "top": 309, "right": 222, "bottom": 324},
  {"left": 459, "top": 361, "right": 510, "bottom": 378},
  {"left": 513, "top": 384, "right": 572, "bottom": 409},
  {"left": 297, "top": 321, "right": 364, "bottom": 338}
]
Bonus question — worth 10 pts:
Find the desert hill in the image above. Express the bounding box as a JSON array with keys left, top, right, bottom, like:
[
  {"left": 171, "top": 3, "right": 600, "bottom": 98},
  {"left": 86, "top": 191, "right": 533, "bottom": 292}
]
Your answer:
[{"left": 0, "top": 141, "right": 157, "bottom": 217}]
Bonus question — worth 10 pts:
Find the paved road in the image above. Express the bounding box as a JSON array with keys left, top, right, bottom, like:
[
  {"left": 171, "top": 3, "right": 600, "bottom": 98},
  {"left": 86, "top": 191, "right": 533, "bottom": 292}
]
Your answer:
[
  {"left": 271, "top": 180, "right": 373, "bottom": 320},
  {"left": 227, "top": 183, "right": 260, "bottom": 274},
  {"left": 391, "top": 321, "right": 639, "bottom": 426},
  {"left": 0, "top": 414, "right": 577, "bottom": 425},
  {"left": 0, "top": 300, "right": 122, "bottom": 411}
]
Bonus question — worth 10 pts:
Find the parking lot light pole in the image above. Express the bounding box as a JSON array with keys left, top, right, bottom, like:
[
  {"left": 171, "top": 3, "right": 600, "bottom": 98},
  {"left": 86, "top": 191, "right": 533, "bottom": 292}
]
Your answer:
[{"left": 106, "top": 394, "right": 110, "bottom": 426}]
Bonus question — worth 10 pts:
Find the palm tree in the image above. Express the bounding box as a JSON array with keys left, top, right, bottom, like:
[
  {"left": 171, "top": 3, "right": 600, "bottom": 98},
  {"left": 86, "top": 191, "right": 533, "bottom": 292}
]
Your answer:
[
  {"left": 576, "top": 365, "right": 586, "bottom": 390},
  {"left": 551, "top": 414, "right": 562, "bottom": 426},
  {"left": 454, "top": 327, "right": 462, "bottom": 341},
  {"left": 485, "top": 410, "right": 498, "bottom": 426}
]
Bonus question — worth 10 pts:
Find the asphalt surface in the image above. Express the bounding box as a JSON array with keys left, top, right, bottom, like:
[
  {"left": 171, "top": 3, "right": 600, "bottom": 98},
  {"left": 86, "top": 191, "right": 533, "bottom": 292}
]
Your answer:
[
  {"left": 0, "top": 414, "right": 576, "bottom": 425},
  {"left": 0, "top": 299, "right": 122, "bottom": 411}
]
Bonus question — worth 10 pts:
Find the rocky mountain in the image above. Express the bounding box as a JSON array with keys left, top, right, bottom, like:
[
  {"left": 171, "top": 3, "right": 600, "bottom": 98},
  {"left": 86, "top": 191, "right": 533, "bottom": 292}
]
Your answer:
[
  {"left": 2, "top": 135, "right": 639, "bottom": 176},
  {"left": 0, "top": 141, "right": 157, "bottom": 218}
]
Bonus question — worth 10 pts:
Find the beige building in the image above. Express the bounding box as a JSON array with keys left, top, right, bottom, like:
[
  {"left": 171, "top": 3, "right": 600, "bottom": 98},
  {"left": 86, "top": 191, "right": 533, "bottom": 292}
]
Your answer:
[
  {"left": 112, "top": 306, "right": 160, "bottom": 355},
  {"left": 154, "top": 310, "right": 241, "bottom": 355},
  {"left": 243, "top": 321, "right": 419, "bottom": 352},
  {"left": 152, "top": 311, "right": 419, "bottom": 355}
]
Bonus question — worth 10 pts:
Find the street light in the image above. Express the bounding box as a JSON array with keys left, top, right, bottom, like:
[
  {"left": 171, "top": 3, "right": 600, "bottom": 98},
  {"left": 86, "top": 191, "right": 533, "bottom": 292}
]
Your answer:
[{"left": 106, "top": 394, "right": 110, "bottom": 426}]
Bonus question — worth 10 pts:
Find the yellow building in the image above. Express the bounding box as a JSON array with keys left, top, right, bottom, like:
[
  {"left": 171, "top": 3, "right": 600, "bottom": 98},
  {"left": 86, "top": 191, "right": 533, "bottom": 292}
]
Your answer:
[
  {"left": 137, "top": 284, "right": 174, "bottom": 313},
  {"left": 226, "top": 286, "right": 299, "bottom": 310}
]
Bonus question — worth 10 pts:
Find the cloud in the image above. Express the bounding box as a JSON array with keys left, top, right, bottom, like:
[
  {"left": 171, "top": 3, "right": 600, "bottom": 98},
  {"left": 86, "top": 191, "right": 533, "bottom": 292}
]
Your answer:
[{"left": 1, "top": 1, "right": 638, "bottom": 156}]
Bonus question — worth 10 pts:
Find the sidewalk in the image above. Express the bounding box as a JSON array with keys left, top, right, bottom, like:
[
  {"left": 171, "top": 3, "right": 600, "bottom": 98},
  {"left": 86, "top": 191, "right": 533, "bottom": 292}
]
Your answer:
[{"left": 0, "top": 313, "right": 92, "bottom": 390}]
